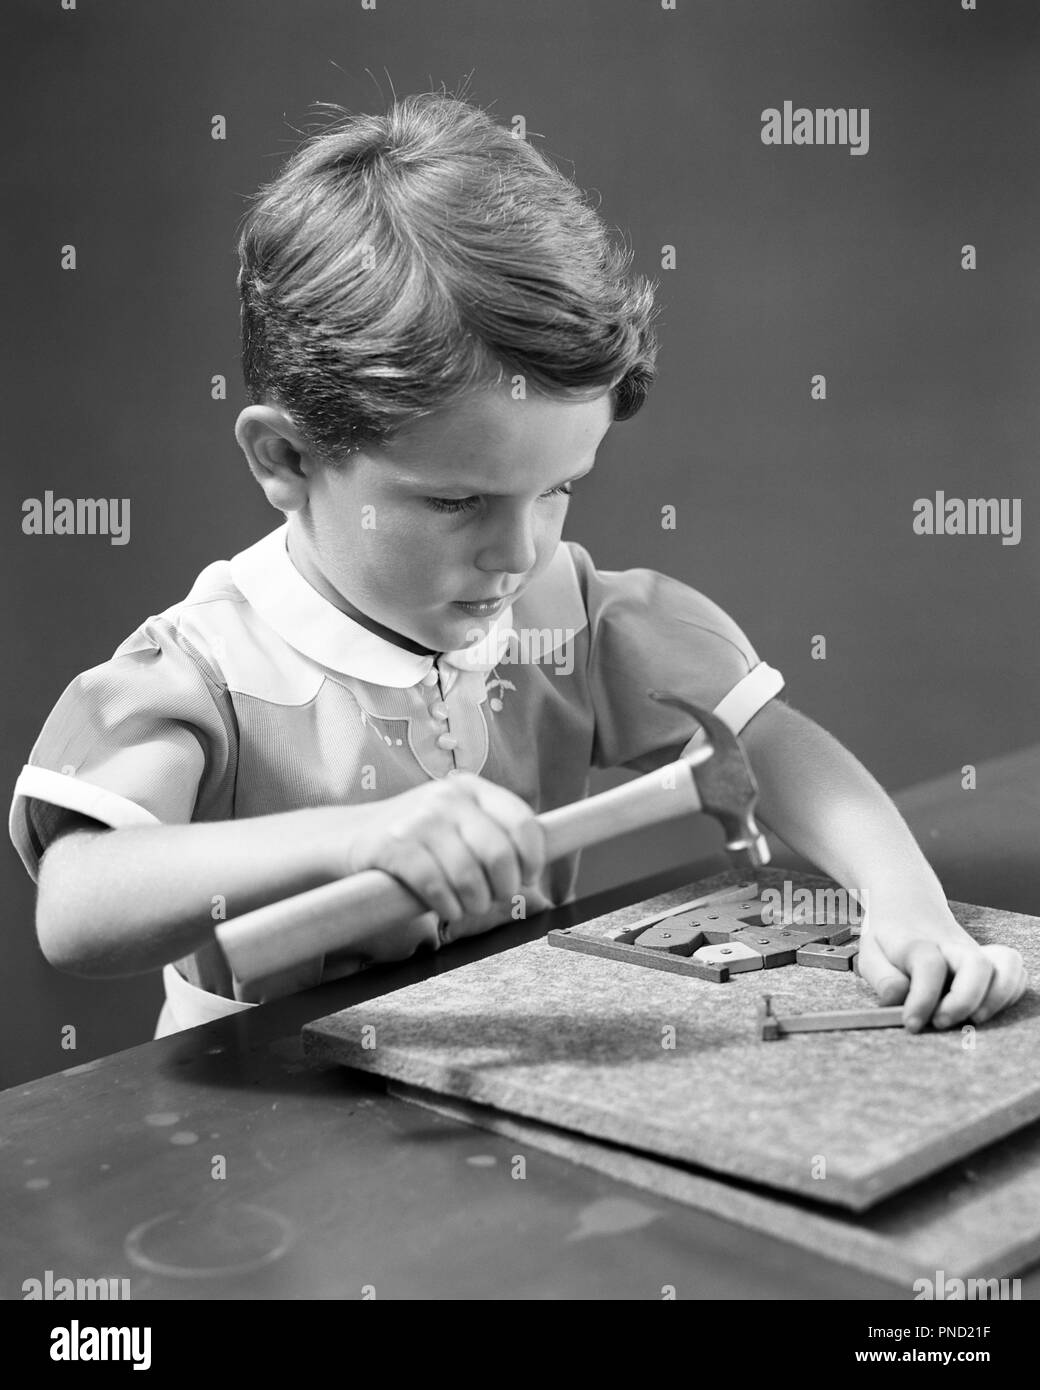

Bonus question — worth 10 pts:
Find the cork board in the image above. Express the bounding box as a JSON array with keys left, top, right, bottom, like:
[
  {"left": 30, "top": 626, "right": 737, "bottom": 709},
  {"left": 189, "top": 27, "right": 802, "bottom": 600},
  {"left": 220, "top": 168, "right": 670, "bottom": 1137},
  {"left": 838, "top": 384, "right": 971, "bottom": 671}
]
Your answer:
[{"left": 303, "top": 868, "right": 1040, "bottom": 1213}]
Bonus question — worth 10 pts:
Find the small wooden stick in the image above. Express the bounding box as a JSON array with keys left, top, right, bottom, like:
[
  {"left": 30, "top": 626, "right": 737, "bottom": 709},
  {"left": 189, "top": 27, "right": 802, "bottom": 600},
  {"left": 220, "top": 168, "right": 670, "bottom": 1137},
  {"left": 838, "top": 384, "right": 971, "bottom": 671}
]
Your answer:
[
  {"left": 614, "top": 881, "right": 760, "bottom": 939},
  {"left": 762, "top": 1003, "right": 907, "bottom": 1039}
]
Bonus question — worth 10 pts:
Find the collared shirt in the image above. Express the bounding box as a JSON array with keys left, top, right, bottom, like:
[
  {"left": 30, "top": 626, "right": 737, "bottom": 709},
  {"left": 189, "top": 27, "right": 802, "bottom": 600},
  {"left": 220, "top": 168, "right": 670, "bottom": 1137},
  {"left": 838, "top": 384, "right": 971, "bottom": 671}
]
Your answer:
[{"left": 9, "top": 524, "right": 784, "bottom": 1009}]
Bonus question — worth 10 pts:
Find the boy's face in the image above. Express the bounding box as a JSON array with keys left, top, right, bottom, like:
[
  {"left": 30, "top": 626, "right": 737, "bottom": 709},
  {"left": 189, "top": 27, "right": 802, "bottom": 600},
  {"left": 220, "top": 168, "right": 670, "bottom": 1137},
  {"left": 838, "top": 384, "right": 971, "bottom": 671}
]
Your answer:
[{"left": 239, "top": 385, "right": 613, "bottom": 655}]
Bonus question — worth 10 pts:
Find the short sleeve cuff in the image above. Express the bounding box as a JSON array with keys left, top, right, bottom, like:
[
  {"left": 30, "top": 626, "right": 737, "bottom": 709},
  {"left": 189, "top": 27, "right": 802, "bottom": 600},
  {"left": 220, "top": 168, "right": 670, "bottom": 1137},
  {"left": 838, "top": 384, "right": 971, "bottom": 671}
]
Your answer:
[
  {"left": 9, "top": 764, "right": 161, "bottom": 882},
  {"left": 680, "top": 662, "right": 785, "bottom": 753}
]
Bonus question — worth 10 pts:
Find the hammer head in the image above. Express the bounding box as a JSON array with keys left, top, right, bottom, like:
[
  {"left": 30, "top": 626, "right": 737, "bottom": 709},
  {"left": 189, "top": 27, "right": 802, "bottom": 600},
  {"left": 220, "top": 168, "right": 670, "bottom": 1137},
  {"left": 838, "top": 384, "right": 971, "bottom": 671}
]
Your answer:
[{"left": 648, "top": 690, "right": 771, "bottom": 871}]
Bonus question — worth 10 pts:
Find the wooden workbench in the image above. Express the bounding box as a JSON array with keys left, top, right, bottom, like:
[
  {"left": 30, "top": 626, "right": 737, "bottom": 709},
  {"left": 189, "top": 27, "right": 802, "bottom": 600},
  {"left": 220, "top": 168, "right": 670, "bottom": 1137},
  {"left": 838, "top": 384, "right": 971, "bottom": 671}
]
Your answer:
[
  {"left": 3, "top": 746, "right": 1039, "bottom": 1300},
  {"left": 1, "top": 856, "right": 1038, "bottom": 1302}
]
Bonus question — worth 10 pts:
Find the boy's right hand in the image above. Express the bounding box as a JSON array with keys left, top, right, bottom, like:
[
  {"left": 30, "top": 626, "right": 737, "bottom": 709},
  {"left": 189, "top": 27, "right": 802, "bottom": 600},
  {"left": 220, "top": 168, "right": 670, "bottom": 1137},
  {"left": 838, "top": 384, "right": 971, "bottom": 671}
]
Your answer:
[{"left": 337, "top": 773, "right": 547, "bottom": 927}]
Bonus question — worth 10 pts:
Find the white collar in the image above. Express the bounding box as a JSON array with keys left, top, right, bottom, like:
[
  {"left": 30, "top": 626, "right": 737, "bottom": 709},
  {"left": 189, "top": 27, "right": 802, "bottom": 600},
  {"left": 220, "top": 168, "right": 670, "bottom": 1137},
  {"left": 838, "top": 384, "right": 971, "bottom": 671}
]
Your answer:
[{"left": 229, "top": 523, "right": 519, "bottom": 687}]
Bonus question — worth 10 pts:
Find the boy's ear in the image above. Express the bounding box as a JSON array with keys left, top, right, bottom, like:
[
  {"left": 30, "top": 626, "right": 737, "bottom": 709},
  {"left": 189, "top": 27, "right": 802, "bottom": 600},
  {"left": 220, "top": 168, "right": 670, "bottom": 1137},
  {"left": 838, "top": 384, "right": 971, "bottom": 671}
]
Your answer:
[{"left": 234, "top": 406, "right": 315, "bottom": 511}]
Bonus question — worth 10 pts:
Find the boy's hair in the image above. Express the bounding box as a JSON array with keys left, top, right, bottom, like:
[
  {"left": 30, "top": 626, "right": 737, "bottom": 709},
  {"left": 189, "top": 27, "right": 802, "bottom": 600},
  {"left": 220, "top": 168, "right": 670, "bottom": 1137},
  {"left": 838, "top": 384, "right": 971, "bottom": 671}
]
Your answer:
[{"left": 236, "top": 91, "right": 660, "bottom": 463}]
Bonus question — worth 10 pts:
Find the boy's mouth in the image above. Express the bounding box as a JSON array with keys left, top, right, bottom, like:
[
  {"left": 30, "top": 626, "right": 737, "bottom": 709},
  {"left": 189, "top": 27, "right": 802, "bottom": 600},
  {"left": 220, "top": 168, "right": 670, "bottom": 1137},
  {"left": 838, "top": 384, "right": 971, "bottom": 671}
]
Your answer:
[{"left": 452, "top": 592, "right": 518, "bottom": 616}]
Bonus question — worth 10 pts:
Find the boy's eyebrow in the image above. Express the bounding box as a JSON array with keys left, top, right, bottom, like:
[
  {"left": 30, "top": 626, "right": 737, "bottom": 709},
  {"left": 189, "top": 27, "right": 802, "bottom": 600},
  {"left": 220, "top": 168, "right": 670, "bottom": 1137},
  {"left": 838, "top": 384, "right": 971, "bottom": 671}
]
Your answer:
[{"left": 395, "top": 461, "right": 596, "bottom": 495}]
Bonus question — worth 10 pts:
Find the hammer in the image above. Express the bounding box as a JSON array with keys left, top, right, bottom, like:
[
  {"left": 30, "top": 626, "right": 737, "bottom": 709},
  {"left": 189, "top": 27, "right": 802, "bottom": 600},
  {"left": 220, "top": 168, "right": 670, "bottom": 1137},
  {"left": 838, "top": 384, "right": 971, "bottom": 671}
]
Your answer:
[{"left": 215, "top": 695, "right": 771, "bottom": 987}]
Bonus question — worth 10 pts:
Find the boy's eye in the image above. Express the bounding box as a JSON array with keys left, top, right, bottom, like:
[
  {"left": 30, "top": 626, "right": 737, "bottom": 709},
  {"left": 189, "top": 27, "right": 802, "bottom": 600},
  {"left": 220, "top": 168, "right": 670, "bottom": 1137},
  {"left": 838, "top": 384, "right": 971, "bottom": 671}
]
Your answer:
[{"left": 425, "top": 484, "right": 573, "bottom": 515}]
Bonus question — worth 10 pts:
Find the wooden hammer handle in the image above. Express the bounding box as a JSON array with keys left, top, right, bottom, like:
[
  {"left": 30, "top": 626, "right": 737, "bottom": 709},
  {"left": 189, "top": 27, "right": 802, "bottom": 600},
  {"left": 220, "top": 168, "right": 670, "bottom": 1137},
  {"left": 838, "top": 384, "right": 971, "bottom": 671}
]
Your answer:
[{"left": 215, "top": 748, "right": 710, "bottom": 985}]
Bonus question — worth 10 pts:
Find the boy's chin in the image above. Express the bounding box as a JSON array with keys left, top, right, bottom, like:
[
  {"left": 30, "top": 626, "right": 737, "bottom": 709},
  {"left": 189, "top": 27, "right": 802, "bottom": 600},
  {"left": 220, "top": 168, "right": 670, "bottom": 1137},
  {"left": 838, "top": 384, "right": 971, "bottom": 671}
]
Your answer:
[
  {"left": 395, "top": 607, "right": 492, "bottom": 656},
  {"left": 442, "top": 610, "right": 494, "bottom": 643}
]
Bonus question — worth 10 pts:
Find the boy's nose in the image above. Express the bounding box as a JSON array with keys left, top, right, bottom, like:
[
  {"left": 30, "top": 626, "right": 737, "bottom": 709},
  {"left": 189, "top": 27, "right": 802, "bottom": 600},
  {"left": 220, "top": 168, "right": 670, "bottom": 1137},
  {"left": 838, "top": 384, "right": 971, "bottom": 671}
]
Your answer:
[{"left": 475, "top": 517, "right": 539, "bottom": 577}]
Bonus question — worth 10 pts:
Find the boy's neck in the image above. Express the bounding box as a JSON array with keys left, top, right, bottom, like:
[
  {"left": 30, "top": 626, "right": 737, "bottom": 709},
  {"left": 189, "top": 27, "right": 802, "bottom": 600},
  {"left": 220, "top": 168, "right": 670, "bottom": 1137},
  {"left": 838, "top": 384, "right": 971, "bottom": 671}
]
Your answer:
[{"left": 285, "top": 530, "right": 439, "bottom": 658}]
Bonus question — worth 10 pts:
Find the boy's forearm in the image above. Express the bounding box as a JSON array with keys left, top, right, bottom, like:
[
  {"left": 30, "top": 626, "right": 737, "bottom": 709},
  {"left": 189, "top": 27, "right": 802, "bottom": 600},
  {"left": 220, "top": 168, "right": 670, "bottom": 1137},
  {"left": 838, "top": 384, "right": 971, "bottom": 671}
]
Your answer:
[
  {"left": 36, "top": 805, "right": 354, "bottom": 978},
  {"left": 742, "top": 701, "right": 947, "bottom": 912}
]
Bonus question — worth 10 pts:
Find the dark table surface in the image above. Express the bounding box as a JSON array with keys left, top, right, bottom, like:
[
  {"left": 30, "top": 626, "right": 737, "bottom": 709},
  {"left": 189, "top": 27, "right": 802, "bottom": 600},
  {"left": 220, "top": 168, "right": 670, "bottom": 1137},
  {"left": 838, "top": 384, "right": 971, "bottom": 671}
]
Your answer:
[{"left": 4, "top": 749, "right": 1039, "bottom": 1301}]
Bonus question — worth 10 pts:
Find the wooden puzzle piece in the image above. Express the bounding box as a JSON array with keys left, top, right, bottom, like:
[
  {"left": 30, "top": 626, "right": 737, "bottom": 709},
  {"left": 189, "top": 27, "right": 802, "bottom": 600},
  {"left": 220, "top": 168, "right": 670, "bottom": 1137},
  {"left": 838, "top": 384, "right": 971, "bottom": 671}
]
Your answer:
[
  {"left": 550, "top": 882, "right": 864, "bottom": 988},
  {"left": 648, "top": 903, "right": 766, "bottom": 945},
  {"left": 794, "top": 922, "right": 854, "bottom": 946},
  {"left": 795, "top": 942, "right": 860, "bottom": 971},
  {"left": 604, "top": 882, "right": 760, "bottom": 941},
  {"left": 632, "top": 922, "right": 705, "bottom": 955},
  {"left": 733, "top": 927, "right": 819, "bottom": 968},
  {"left": 547, "top": 929, "right": 730, "bottom": 982},
  {"left": 630, "top": 903, "right": 758, "bottom": 945},
  {"left": 625, "top": 908, "right": 709, "bottom": 940},
  {"left": 701, "top": 908, "right": 765, "bottom": 943},
  {"left": 703, "top": 905, "right": 850, "bottom": 943},
  {"left": 758, "top": 897, "right": 861, "bottom": 936},
  {"left": 692, "top": 941, "right": 763, "bottom": 974}
]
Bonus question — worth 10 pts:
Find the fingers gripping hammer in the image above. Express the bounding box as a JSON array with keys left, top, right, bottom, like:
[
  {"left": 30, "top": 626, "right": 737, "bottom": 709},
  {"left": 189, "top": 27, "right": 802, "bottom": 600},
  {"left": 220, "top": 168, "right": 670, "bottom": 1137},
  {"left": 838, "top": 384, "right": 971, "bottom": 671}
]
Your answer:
[{"left": 216, "top": 692, "right": 771, "bottom": 986}]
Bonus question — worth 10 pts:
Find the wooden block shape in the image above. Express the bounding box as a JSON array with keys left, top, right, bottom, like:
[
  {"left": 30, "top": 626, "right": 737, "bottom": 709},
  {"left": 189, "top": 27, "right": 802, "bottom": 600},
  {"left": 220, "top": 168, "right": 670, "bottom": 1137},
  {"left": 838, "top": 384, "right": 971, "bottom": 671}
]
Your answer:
[
  {"left": 632, "top": 922, "right": 704, "bottom": 955},
  {"left": 692, "top": 941, "right": 763, "bottom": 974},
  {"left": 791, "top": 922, "right": 854, "bottom": 946},
  {"left": 597, "top": 883, "right": 763, "bottom": 947},
  {"left": 636, "top": 904, "right": 757, "bottom": 936},
  {"left": 733, "top": 907, "right": 778, "bottom": 929},
  {"left": 546, "top": 929, "right": 729, "bottom": 982},
  {"left": 701, "top": 926, "right": 754, "bottom": 945},
  {"left": 796, "top": 942, "right": 860, "bottom": 971},
  {"left": 737, "top": 927, "right": 818, "bottom": 968},
  {"left": 691, "top": 904, "right": 769, "bottom": 944}
]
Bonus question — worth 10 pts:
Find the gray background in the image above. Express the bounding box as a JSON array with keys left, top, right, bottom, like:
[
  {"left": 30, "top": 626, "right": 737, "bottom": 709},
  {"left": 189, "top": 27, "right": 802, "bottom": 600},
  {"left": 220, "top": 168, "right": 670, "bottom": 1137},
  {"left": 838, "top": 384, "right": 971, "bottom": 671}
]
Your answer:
[{"left": 3, "top": 0, "right": 1037, "bottom": 1086}]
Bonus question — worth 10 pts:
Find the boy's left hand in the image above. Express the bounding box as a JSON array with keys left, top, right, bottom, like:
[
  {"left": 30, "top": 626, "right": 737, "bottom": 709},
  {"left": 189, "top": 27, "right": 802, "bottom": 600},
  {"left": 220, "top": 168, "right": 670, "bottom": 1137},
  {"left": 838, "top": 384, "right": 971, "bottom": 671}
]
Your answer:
[{"left": 855, "top": 901, "right": 1028, "bottom": 1031}]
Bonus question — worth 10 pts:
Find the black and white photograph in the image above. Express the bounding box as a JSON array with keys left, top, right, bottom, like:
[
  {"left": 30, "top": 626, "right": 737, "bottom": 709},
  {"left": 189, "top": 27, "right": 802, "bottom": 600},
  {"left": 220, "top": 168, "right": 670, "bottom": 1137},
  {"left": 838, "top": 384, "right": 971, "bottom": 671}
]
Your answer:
[{"left": 3, "top": 0, "right": 1038, "bottom": 1343}]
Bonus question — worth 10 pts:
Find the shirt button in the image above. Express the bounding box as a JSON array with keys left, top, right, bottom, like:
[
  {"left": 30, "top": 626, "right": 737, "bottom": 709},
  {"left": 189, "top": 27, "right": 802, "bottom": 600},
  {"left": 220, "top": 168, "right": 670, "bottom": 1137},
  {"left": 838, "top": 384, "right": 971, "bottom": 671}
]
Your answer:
[
  {"left": 430, "top": 702, "right": 450, "bottom": 721},
  {"left": 436, "top": 733, "right": 458, "bottom": 751},
  {"left": 421, "top": 669, "right": 439, "bottom": 687}
]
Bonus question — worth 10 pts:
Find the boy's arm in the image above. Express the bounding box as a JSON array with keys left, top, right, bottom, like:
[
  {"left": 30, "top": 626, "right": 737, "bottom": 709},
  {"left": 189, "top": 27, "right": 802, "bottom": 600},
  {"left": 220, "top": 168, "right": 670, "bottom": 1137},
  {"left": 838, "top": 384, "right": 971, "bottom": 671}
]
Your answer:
[
  {"left": 35, "top": 805, "right": 360, "bottom": 977},
  {"left": 739, "top": 699, "right": 1028, "bottom": 1030},
  {"left": 33, "top": 771, "right": 546, "bottom": 981}
]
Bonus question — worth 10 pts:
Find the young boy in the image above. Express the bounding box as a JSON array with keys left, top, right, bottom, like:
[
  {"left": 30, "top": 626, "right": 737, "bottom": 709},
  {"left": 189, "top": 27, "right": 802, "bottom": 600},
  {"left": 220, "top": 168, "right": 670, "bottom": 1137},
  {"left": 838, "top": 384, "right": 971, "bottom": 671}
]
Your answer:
[{"left": 9, "top": 93, "right": 1026, "bottom": 1037}]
